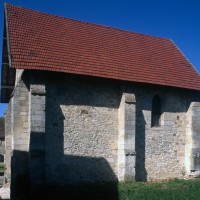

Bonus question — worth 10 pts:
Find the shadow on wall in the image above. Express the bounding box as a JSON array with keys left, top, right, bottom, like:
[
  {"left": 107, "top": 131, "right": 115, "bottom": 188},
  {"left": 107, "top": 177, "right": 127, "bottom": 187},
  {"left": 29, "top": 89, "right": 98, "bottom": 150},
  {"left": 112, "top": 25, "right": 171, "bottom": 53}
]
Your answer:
[
  {"left": 43, "top": 156, "right": 119, "bottom": 200},
  {"left": 11, "top": 151, "right": 119, "bottom": 200},
  {"left": 11, "top": 150, "right": 30, "bottom": 199},
  {"left": 28, "top": 75, "right": 119, "bottom": 199},
  {"left": 135, "top": 108, "right": 147, "bottom": 181}
]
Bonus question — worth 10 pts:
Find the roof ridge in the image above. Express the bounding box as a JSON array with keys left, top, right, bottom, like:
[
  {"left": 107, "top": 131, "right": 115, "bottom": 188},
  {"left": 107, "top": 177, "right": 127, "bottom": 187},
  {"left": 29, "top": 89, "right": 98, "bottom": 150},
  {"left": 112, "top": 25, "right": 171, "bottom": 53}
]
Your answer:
[{"left": 4, "top": 3, "right": 170, "bottom": 42}]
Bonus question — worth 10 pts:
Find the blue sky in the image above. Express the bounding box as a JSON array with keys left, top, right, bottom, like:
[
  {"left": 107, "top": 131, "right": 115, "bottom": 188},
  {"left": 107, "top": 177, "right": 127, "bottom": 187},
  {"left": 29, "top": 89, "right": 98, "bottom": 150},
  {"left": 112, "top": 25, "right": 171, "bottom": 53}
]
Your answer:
[{"left": 0, "top": 0, "right": 200, "bottom": 116}]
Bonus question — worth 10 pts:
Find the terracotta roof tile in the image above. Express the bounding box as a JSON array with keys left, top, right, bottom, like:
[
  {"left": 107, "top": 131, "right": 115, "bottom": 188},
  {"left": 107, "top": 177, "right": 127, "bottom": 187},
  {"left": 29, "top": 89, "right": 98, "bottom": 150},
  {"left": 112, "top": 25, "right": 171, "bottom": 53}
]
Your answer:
[{"left": 4, "top": 4, "right": 200, "bottom": 90}]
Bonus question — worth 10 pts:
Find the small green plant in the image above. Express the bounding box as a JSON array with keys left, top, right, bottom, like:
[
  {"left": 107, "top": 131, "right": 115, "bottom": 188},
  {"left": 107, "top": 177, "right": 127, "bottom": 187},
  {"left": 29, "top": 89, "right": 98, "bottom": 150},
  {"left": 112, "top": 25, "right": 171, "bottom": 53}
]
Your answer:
[{"left": 0, "top": 164, "right": 4, "bottom": 171}]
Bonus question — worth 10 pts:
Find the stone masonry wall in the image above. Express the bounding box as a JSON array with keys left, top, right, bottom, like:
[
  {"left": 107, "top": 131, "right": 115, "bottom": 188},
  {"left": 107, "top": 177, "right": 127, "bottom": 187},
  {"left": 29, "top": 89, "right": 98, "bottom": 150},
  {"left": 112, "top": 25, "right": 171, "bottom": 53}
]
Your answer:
[
  {"left": 185, "top": 102, "right": 200, "bottom": 177},
  {"left": 4, "top": 101, "right": 12, "bottom": 184},
  {"left": 29, "top": 84, "right": 46, "bottom": 192},
  {"left": 7, "top": 71, "right": 200, "bottom": 188},
  {"left": 10, "top": 72, "right": 30, "bottom": 198},
  {"left": 42, "top": 73, "right": 198, "bottom": 183},
  {"left": 45, "top": 76, "right": 119, "bottom": 185},
  {"left": 118, "top": 93, "right": 136, "bottom": 181},
  {"left": 41, "top": 73, "right": 198, "bottom": 183},
  {"left": 135, "top": 89, "right": 190, "bottom": 181}
]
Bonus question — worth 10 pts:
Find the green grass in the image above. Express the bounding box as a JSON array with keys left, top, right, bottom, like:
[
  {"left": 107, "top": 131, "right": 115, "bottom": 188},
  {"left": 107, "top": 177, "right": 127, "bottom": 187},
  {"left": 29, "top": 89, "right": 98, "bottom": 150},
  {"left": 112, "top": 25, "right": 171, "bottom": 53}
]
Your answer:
[
  {"left": 0, "top": 164, "right": 4, "bottom": 171},
  {"left": 12, "top": 178, "right": 200, "bottom": 200},
  {"left": 118, "top": 178, "right": 200, "bottom": 200}
]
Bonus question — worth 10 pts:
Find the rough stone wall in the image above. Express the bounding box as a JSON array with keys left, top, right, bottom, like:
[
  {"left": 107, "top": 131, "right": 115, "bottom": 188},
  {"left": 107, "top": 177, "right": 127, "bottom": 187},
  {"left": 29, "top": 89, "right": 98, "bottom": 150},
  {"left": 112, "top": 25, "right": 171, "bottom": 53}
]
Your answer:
[
  {"left": 135, "top": 87, "right": 191, "bottom": 181},
  {"left": 5, "top": 71, "right": 200, "bottom": 188},
  {"left": 45, "top": 76, "right": 119, "bottom": 185},
  {"left": 4, "top": 102, "right": 12, "bottom": 184},
  {"left": 40, "top": 73, "right": 199, "bottom": 183},
  {"left": 43, "top": 74, "right": 197, "bottom": 183},
  {"left": 29, "top": 84, "right": 46, "bottom": 191},
  {"left": 12, "top": 74, "right": 30, "bottom": 153},
  {"left": 4, "top": 69, "right": 30, "bottom": 190},
  {"left": 10, "top": 73, "right": 30, "bottom": 198},
  {"left": 185, "top": 102, "right": 200, "bottom": 177}
]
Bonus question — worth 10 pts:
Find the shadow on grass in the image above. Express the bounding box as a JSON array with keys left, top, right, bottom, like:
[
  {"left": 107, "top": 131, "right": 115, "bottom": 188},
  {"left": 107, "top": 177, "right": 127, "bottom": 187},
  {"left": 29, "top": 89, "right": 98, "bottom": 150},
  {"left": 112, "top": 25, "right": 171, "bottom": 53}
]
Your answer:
[{"left": 30, "top": 182, "right": 118, "bottom": 200}]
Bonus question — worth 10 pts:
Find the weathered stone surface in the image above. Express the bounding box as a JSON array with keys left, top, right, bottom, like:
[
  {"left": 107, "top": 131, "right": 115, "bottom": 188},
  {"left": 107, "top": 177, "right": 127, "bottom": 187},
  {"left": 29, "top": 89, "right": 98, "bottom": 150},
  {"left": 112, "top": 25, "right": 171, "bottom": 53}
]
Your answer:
[
  {"left": 4, "top": 102, "right": 12, "bottom": 185},
  {"left": 4, "top": 71, "right": 200, "bottom": 191},
  {"left": 9, "top": 74, "right": 30, "bottom": 199},
  {"left": 30, "top": 84, "right": 46, "bottom": 95},
  {"left": 29, "top": 84, "right": 46, "bottom": 191},
  {"left": 185, "top": 102, "right": 200, "bottom": 176},
  {"left": 135, "top": 90, "right": 193, "bottom": 181},
  {"left": 125, "top": 94, "right": 136, "bottom": 104},
  {"left": 45, "top": 76, "right": 119, "bottom": 185},
  {"left": 118, "top": 93, "right": 136, "bottom": 182}
]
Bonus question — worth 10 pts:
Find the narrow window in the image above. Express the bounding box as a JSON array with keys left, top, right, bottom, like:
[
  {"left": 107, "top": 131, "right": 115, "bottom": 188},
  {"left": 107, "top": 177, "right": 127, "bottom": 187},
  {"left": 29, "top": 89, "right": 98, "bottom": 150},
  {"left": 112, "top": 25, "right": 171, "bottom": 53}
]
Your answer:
[{"left": 151, "top": 95, "right": 161, "bottom": 127}]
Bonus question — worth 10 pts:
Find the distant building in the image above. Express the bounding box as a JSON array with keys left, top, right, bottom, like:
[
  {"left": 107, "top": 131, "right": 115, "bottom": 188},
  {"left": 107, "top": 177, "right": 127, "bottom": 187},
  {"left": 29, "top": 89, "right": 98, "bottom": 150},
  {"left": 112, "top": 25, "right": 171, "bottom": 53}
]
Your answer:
[{"left": 1, "top": 3, "right": 200, "bottom": 199}]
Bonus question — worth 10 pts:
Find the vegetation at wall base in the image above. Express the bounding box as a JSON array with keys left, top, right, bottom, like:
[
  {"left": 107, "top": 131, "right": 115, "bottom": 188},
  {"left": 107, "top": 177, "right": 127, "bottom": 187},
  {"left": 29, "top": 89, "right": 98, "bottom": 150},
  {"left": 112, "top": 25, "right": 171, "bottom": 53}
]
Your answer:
[
  {"left": 12, "top": 178, "right": 200, "bottom": 200},
  {"left": 119, "top": 178, "right": 200, "bottom": 200},
  {"left": 0, "top": 164, "right": 4, "bottom": 172}
]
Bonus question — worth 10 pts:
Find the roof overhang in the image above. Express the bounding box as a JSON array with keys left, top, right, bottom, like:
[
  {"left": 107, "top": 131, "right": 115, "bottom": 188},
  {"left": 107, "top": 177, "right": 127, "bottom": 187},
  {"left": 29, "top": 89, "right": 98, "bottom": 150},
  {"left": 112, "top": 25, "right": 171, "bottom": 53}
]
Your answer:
[
  {"left": 2, "top": 3, "right": 200, "bottom": 94},
  {"left": 1, "top": 7, "right": 15, "bottom": 103}
]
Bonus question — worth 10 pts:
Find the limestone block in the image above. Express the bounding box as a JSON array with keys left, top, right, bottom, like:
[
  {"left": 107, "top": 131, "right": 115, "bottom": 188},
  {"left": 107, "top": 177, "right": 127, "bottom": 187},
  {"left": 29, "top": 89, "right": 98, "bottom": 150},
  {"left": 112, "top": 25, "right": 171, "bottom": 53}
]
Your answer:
[
  {"left": 30, "top": 85, "right": 46, "bottom": 95},
  {"left": 125, "top": 94, "right": 136, "bottom": 104}
]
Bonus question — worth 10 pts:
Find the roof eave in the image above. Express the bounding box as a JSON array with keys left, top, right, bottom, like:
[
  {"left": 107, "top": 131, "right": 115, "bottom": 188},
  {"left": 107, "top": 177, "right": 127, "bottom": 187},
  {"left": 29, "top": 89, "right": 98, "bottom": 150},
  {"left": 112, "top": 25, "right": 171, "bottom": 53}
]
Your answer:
[{"left": 0, "top": 4, "right": 15, "bottom": 103}]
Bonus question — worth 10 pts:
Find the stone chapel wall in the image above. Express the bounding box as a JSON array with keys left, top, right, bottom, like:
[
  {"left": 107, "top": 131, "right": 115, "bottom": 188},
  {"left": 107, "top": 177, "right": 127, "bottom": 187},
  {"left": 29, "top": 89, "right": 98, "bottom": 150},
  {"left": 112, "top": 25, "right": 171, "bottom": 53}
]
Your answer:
[
  {"left": 45, "top": 76, "right": 119, "bottom": 185},
  {"left": 43, "top": 73, "right": 197, "bottom": 183},
  {"left": 5, "top": 71, "right": 200, "bottom": 189}
]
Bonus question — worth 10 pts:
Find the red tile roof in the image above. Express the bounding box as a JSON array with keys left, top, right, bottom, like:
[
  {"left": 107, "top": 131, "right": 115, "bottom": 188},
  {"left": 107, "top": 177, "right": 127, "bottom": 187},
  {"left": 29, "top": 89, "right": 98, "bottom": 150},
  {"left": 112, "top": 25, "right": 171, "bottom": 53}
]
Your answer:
[{"left": 4, "top": 4, "right": 200, "bottom": 90}]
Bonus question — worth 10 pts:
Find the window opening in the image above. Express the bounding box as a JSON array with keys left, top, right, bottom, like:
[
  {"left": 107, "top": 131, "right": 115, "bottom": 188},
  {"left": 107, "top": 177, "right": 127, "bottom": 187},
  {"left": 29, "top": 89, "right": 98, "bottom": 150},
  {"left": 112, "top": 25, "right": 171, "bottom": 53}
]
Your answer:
[{"left": 151, "top": 95, "right": 161, "bottom": 127}]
